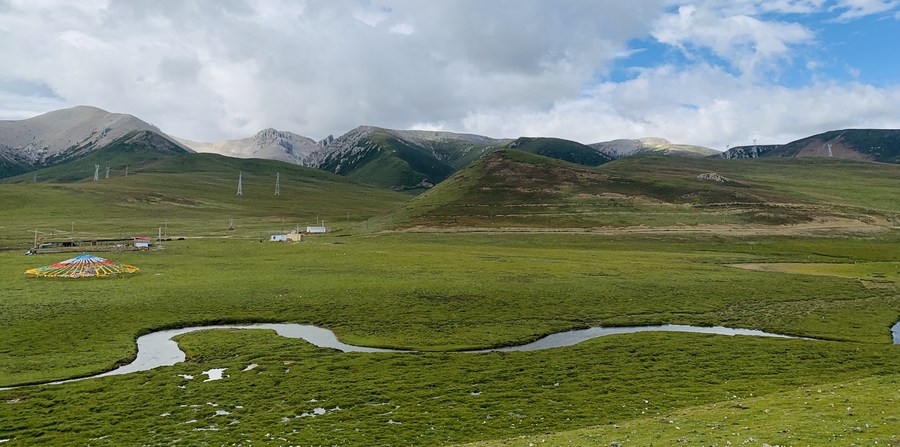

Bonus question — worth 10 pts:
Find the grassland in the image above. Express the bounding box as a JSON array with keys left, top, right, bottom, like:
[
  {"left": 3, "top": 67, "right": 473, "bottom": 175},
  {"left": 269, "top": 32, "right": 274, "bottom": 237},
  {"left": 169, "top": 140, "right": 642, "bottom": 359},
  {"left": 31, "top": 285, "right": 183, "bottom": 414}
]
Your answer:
[
  {"left": 0, "top": 153, "right": 407, "bottom": 247},
  {"left": 0, "top": 152, "right": 898, "bottom": 445}
]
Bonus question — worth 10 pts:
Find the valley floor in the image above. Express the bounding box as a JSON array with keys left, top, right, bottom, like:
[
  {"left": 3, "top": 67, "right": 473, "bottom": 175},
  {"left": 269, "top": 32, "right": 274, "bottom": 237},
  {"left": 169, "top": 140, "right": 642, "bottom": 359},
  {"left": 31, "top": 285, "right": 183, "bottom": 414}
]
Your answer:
[{"left": 0, "top": 232, "right": 898, "bottom": 445}]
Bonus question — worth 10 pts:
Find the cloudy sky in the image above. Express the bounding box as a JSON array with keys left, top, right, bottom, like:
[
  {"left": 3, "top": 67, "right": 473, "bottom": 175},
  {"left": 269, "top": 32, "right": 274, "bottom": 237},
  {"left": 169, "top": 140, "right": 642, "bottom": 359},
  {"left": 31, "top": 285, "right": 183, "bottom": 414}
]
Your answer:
[{"left": 1, "top": 0, "right": 899, "bottom": 149}]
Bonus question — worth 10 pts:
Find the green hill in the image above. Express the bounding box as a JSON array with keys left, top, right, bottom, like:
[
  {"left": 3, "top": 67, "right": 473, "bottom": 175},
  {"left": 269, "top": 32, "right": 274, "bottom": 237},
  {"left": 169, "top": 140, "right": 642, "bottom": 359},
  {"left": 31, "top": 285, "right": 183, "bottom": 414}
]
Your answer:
[
  {"left": 312, "top": 128, "right": 612, "bottom": 189},
  {"left": 504, "top": 137, "right": 613, "bottom": 166},
  {"left": 313, "top": 127, "right": 494, "bottom": 189},
  {"left": 396, "top": 150, "right": 899, "bottom": 230}
]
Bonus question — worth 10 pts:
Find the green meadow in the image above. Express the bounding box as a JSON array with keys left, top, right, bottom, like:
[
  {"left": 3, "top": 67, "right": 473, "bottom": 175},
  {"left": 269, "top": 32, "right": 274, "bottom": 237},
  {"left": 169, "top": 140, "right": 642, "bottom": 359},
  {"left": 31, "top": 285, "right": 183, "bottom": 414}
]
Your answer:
[{"left": 0, "top": 153, "right": 898, "bottom": 445}]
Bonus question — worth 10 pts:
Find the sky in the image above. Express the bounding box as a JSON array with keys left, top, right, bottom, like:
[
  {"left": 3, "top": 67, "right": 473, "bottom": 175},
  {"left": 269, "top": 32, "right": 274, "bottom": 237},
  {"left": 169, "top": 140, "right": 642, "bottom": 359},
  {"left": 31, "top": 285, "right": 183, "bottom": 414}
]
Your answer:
[{"left": 1, "top": 0, "right": 899, "bottom": 149}]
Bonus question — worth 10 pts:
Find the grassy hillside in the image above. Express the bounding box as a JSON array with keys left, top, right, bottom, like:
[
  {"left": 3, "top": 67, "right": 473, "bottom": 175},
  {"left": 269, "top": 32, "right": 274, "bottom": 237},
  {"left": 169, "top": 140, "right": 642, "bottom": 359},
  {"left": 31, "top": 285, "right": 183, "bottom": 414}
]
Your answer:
[
  {"left": 463, "top": 373, "right": 900, "bottom": 446},
  {"left": 774, "top": 128, "right": 900, "bottom": 163},
  {"left": 343, "top": 130, "right": 456, "bottom": 188},
  {"left": 722, "top": 129, "right": 900, "bottom": 163},
  {"left": 395, "top": 150, "right": 899, "bottom": 230},
  {"left": 0, "top": 150, "right": 408, "bottom": 248},
  {"left": 315, "top": 128, "right": 458, "bottom": 189}
]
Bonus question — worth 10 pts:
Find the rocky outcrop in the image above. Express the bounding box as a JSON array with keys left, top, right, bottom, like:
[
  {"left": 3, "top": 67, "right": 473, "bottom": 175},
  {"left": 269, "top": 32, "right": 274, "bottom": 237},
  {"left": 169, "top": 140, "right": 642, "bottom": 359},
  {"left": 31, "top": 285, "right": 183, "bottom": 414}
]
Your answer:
[
  {"left": 696, "top": 172, "right": 731, "bottom": 183},
  {"left": 177, "top": 128, "right": 319, "bottom": 165},
  {"left": 719, "top": 145, "right": 780, "bottom": 159}
]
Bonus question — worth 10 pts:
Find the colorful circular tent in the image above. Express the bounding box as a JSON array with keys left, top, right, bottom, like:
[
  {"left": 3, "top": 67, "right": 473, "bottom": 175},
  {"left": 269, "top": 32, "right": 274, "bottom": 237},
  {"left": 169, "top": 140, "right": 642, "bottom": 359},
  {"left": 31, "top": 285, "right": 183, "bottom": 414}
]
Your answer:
[{"left": 25, "top": 253, "right": 139, "bottom": 278}]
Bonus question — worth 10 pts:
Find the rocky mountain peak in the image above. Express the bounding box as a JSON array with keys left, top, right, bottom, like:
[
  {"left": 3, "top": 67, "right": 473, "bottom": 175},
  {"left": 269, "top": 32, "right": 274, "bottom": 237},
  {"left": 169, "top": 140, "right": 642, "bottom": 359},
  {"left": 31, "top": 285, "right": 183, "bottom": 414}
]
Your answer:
[
  {"left": 0, "top": 105, "right": 179, "bottom": 166},
  {"left": 638, "top": 137, "right": 672, "bottom": 146}
]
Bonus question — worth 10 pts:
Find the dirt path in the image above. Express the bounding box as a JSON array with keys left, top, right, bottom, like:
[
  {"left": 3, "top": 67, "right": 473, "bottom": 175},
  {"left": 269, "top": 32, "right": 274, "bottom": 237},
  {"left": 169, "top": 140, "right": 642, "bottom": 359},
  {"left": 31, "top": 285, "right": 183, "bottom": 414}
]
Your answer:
[{"left": 387, "top": 217, "right": 894, "bottom": 237}]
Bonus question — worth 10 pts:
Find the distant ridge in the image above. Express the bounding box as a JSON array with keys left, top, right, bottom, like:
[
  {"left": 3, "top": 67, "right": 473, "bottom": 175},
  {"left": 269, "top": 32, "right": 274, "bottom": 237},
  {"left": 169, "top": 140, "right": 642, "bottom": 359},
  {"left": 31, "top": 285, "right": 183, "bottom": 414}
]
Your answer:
[
  {"left": 5, "top": 106, "right": 899, "bottom": 188},
  {"left": 0, "top": 106, "right": 190, "bottom": 171},
  {"left": 590, "top": 137, "right": 719, "bottom": 159},
  {"left": 720, "top": 129, "right": 900, "bottom": 163}
]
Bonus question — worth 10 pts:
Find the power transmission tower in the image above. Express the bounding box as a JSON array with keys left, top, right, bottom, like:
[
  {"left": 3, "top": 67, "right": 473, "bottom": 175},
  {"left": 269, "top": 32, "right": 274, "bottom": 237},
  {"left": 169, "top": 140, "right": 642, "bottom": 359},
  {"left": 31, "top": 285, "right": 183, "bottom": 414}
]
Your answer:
[
  {"left": 237, "top": 171, "right": 243, "bottom": 196},
  {"left": 93, "top": 165, "right": 100, "bottom": 181},
  {"left": 125, "top": 165, "right": 128, "bottom": 177},
  {"left": 827, "top": 143, "right": 833, "bottom": 157},
  {"left": 105, "top": 166, "right": 110, "bottom": 179},
  {"left": 275, "top": 172, "right": 280, "bottom": 196}
]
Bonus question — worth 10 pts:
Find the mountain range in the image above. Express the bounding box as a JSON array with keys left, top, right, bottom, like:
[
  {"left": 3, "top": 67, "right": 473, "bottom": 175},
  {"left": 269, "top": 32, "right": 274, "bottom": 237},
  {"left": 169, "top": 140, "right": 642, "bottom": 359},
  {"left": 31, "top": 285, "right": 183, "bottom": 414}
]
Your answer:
[{"left": 2, "top": 106, "right": 898, "bottom": 188}]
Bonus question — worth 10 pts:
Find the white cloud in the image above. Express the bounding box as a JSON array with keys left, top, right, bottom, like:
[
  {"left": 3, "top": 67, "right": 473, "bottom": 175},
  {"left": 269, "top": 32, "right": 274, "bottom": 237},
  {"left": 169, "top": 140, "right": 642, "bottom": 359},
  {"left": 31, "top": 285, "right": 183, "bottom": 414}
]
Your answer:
[
  {"left": 831, "top": 0, "right": 900, "bottom": 21},
  {"left": 652, "top": 3, "right": 816, "bottom": 77},
  {"left": 0, "top": 0, "right": 897, "bottom": 151},
  {"left": 0, "top": 0, "right": 667, "bottom": 140},
  {"left": 452, "top": 64, "right": 900, "bottom": 149}
]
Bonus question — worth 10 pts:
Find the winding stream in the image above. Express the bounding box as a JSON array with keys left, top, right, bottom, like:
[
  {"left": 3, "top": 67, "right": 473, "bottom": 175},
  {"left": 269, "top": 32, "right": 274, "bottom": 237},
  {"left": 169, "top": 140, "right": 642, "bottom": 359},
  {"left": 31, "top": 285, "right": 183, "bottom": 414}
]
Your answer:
[
  {"left": 50, "top": 323, "right": 802, "bottom": 387},
  {"left": 3, "top": 321, "right": 897, "bottom": 390}
]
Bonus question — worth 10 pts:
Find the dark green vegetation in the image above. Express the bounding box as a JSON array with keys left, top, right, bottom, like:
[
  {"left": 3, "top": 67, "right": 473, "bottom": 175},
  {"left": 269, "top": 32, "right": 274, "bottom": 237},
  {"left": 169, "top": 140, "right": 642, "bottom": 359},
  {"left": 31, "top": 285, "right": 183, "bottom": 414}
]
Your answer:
[
  {"left": 397, "top": 150, "right": 899, "bottom": 229},
  {"left": 505, "top": 137, "right": 613, "bottom": 166},
  {"left": 0, "top": 144, "right": 898, "bottom": 445},
  {"left": 0, "top": 153, "right": 29, "bottom": 179}
]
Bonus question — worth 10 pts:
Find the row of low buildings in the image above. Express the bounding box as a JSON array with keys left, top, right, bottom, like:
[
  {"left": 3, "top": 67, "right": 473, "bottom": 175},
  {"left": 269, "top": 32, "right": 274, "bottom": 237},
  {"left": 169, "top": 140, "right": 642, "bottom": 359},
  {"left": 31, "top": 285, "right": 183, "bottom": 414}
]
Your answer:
[
  {"left": 29, "top": 236, "right": 155, "bottom": 254},
  {"left": 268, "top": 225, "right": 327, "bottom": 242}
]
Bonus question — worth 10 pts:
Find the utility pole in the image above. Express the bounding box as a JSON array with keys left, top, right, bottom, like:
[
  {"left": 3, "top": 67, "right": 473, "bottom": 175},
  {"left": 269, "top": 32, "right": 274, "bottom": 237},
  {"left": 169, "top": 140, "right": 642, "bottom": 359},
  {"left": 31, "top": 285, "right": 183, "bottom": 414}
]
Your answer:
[{"left": 275, "top": 172, "right": 280, "bottom": 196}]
